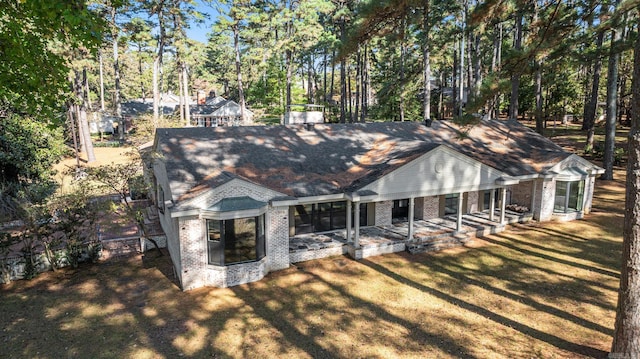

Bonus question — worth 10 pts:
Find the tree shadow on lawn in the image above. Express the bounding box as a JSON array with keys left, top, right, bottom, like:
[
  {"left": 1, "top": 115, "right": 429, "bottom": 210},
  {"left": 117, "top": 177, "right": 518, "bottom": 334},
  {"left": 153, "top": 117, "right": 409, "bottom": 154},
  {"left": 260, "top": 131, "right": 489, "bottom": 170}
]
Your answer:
[
  {"left": 1, "top": 254, "right": 227, "bottom": 358},
  {"left": 359, "top": 258, "right": 609, "bottom": 358},
  {"left": 231, "top": 262, "right": 476, "bottom": 358},
  {"left": 481, "top": 234, "right": 619, "bottom": 280},
  {"left": 467, "top": 244, "right": 618, "bottom": 308},
  {"left": 492, "top": 223, "right": 622, "bottom": 273},
  {"left": 410, "top": 253, "right": 613, "bottom": 334}
]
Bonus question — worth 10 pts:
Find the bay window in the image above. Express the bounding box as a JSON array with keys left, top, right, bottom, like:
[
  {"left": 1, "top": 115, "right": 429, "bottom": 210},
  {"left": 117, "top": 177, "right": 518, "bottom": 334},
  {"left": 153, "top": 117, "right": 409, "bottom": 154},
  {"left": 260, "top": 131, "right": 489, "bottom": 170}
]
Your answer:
[
  {"left": 554, "top": 180, "right": 584, "bottom": 213},
  {"left": 207, "top": 215, "right": 265, "bottom": 266}
]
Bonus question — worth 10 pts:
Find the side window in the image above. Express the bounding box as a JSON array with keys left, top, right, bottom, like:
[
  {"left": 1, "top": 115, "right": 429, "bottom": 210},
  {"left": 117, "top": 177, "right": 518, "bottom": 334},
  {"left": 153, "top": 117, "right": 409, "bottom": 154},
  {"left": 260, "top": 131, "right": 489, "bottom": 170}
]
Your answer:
[{"left": 158, "top": 186, "right": 165, "bottom": 214}]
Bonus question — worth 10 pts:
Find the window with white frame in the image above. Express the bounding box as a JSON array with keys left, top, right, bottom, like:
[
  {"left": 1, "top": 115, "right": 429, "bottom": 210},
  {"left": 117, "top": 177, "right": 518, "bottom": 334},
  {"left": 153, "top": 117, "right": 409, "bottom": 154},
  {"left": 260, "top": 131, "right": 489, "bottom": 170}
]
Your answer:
[{"left": 554, "top": 180, "right": 584, "bottom": 213}]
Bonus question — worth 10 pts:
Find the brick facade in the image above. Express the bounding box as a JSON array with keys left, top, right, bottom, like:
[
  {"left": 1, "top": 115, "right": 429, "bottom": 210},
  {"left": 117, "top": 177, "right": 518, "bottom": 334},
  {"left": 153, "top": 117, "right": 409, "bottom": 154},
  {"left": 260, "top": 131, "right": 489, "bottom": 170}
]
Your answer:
[
  {"left": 173, "top": 181, "right": 291, "bottom": 290},
  {"left": 510, "top": 181, "right": 534, "bottom": 210},
  {"left": 536, "top": 179, "right": 556, "bottom": 221},
  {"left": 466, "top": 191, "right": 479, "bottom": 213},
  {"left": 178, "top": 217, "right": 206, "bottom": 290},
  {"left": 422, "top": 196, "right": 439, "bottom": 219},
  {"left": 267, "top": 207, "right": 290, "bottom": 271},
  {"left": 583, "top": 176, "right": 595, "bottom": 214},
  {"left": 375, "top": 201, "right": 393, "bottom": 226}
]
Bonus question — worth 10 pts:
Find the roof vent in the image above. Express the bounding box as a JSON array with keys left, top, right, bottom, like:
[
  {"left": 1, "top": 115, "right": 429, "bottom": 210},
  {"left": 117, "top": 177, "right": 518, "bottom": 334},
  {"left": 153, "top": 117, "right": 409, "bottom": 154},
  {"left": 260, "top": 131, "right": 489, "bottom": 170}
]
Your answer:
[
  {"left": 424, "top": 118, "right": 432, "bottom": 127},
  {"left": 305, "top": 122, "right": 315, "bottom": 130}
]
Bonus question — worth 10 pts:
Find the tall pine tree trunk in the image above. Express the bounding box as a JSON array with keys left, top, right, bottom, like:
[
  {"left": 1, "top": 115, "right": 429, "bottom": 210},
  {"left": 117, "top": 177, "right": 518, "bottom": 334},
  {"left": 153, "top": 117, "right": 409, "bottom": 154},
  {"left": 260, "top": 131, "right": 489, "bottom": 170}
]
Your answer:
[
  {"left": 99, "top": 50, "right": 105, "bottom": 111},
  {"left": 360, "top": 44, "right": 369, "bottom": 123},
  {"left": 453, "top": 45, "right": 458, "bottom": 118},
  {"left": 233, "top": 23, "right": 246, "bottom": 123},
  {"left": 603, "top": 0, "right": 623, "bottom": 180},
  {"left": 339, "top": 17, "right": 346, "bottom": 123},
  {"left": 183, "top": 64, "right": 190, "bottom": 126},
  {"left": 75, "top": 70, "right": 96, "bottom": 163},
  {"left": 112, "top": 7, "right": 123, "bottom": 140},
  {"left": 399, "top": 17, "right": 406, "bottom": 122},
  {"left": 509, "top": 11, "right": 523, "bottom": 120},
  {"left": 491, "top": 22, "right": 502, "bottom": 119},
  {"left": 422, "top": 5, "right": 431, "bottom": 122},
  {"left": 611, "top": 11, "right": 640, "bottom": 355},
  {"left": 584, "top": 30, "right": 605, "bottom": 151},
  {"left": 152, "top": 6, "right": 166, "bottom": 128},
  {"left": 535, "top": 62, "right": 544, "bottom": 135}
]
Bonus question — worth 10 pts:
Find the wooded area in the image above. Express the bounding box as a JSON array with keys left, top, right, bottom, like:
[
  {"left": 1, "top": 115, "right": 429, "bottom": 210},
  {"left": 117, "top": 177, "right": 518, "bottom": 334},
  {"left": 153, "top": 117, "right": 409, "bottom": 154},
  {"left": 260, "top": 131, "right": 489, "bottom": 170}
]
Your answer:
[{"left": 1, "top": 0, "right": 640, "bottom": 356}]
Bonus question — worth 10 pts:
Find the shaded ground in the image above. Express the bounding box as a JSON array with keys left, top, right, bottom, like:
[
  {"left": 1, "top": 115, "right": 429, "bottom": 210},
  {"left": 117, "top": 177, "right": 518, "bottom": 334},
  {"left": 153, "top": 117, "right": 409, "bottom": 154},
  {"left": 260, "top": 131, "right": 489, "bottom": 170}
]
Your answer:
[{"left": 0, "top": 169, "right": 624, "bottom": 358}]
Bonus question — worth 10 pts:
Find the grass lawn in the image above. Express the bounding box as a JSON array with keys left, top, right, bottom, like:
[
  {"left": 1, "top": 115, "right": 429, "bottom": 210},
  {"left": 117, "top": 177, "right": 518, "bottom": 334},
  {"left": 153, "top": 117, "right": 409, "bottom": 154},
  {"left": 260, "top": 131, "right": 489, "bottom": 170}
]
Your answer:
[
  {"left": 1, "top": 122, "right": 627, "bottom": 358},
  {"left": 0, "top": 172, "right": 624, "bottom": 358}
]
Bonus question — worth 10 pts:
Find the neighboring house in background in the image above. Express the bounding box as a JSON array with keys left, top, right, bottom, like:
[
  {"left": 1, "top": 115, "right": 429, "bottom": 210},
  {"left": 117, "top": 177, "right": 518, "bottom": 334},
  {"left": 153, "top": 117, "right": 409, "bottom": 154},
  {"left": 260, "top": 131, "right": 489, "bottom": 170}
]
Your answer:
[
  {"left": 151, "top": 120, "right": 604, "bottom": 290},
  {"left": 190, "top": 98, "right": 254, "bottom": 127}
]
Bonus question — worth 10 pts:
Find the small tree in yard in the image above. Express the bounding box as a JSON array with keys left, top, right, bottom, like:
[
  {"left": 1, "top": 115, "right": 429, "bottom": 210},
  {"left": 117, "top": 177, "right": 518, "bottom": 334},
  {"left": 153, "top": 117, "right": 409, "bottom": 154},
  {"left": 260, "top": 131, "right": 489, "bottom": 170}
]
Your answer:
[
  {"left": 82, "top": 151, "right": 162, "bottom": 254},
  {"left": 49, "top": 183, "right": 104, "bottom": 268}
]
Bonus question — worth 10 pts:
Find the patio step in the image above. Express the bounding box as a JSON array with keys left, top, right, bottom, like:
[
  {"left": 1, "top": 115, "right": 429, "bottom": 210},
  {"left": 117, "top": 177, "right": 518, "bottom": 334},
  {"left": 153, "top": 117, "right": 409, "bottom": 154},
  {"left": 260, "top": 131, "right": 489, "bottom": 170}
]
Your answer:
[{"left": 406, "top": 233, "right": 471, "bottom": 254}]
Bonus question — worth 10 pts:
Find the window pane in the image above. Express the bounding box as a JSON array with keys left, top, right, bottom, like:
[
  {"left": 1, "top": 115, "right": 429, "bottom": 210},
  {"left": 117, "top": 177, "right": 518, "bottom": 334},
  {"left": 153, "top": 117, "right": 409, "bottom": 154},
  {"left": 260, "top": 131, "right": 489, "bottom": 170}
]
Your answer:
[
  {"left": 224, "top": 218, "right": 257, "bottom": 264},
  {"left": 360, "top": 203, "right": 368, "bottom": 226},
  {"left": 294, "top": 204, "right": 313, "bottom": 235},
  {"left": 316, "top": 203, "right": 332, "bottom": 232},
  {"left": 392, "top": 199, "right": 409, "bottom": 219},
  {"left": 568, "top": 181, "right": 584, "bottom": 211},
  {"left": 483, "top": 191, "right": 490, "bottom": 210},
  {"left": 554, "top": 181, "right": 568, "bottom": 212},
  {"left": 207, "top": 220, "right": 222, "bottom": 265},
  {"left": 331, "top": 201, "right": 347, "bottom": 229},
  {"left": 445, "top": 194, "right": 459, "bottom": 215},
  {"left": 256, "top": 215, "right": 265, "bottom": 260}
]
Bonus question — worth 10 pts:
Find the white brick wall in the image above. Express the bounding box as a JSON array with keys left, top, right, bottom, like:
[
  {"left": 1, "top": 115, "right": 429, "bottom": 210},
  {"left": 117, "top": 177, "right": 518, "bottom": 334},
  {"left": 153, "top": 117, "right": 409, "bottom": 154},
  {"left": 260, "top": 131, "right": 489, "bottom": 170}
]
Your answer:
[
  {"left": 466, "top": 191, "right": 479, "bottom": 213},
  {"left": 510, "top": 181, "right": 534, "bottom": 209},
  {"left": 179, "top": 217, "right": 206, "bottom": 290},
  {"left": 375, "top": 201, "right": 393, "bottom": 226},
  {"left": 536, "top": 179, "right": 556, "bottom": 222},
  {"left": 423, "top": 196, "right": 439, "bottom": 219},
  {"left": 583, "top": 175, "right": 595, "bottom": 214},
  {"left": 290, "top": 246, "right": 347, "bottom": 263},
  {"left": 173, "top": 182, "right": 293, "bottom": 290},
  {"left": 413, "top": 196, "right": 440, "bottom": 220},
  {"left": 267, "top": 207, "right": 290, "bottom": 271}
]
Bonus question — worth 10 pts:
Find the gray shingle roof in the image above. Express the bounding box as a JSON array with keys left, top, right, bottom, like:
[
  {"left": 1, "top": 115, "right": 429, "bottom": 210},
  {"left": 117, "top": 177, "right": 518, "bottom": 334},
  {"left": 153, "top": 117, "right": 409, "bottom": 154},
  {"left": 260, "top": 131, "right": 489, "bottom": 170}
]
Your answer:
[{"left": 155, "top": 120, "right": 572, "bottom": 204}]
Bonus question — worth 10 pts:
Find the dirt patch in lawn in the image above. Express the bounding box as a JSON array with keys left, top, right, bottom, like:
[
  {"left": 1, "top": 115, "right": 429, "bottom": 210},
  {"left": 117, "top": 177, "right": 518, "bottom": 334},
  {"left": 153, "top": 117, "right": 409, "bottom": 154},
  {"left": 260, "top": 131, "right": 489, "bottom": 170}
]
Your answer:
[{"left": 0, "top": 171, "right": 624, "bottom": 358}]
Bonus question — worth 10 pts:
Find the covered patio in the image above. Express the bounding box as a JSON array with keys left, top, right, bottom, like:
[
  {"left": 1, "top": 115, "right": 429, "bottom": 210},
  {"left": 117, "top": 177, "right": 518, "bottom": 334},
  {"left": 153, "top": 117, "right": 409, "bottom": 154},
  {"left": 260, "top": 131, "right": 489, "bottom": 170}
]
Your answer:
[{"left": 289, "top": 209, "right": 533, "bottom": 263}]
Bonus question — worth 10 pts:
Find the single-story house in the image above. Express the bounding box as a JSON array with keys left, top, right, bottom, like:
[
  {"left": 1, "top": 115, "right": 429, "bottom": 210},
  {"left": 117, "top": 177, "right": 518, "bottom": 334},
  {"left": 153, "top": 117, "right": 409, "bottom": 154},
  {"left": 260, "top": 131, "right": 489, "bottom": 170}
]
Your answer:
[
  {"left": 190, "top": 99, "right": 254, "bottom": 127},
  {"left": 151, "top": 119, "right": 604, "bottom": 290}
]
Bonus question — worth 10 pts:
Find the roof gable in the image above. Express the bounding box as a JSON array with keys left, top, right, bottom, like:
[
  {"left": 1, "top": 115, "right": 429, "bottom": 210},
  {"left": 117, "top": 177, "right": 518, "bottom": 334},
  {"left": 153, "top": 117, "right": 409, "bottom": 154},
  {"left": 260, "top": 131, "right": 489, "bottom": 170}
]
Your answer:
[
  {"left": 546, "top": 154, "right": 604, "bottom": 177},
  {"left": 360, "top": 145, "right": 507, "bottom": 198}
]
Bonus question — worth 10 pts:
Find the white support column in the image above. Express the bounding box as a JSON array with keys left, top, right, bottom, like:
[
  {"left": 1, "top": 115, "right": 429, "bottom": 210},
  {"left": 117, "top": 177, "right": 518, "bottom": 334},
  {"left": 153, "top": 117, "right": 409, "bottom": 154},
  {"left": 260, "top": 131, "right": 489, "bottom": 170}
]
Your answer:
[
  {"left": 408, "top": 197, "right": 415, "bottom": 240},
  {"left": 354, "top": 201, "right": 361, "bottom": 248},
  {"left": 346, "top": 200, "right": 352, "bottom": 243},
  {"left": 500, "top": 187, "right": 507, "bottom": 224},
  {"left": 456, "top": 192, "right": 463, "bottom": 232},
  {"left": 489, "top": 189, "right": 496, "bottom": 221},
  {"left": 531, "top": 180, "right": 537, "bottom": 216}
]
